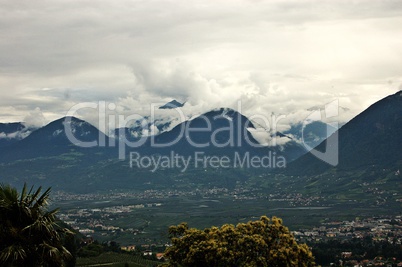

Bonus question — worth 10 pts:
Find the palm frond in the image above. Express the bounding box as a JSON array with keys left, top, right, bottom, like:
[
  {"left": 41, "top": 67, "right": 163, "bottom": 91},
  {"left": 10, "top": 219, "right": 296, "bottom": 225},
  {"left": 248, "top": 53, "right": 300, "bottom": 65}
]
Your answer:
[
  {"left": 28, "top": 186, "right": 43, "bottom": 207},
  {"left": 19, "top": 183, "right": 28, "bottom": 204},
  {"left": 33, "top": 187, "right": 51, "bottom": 210},
  {"left": 0, "top": 183, "right": 75, "bottom": 266},
  {"left": 0, "top": 244, "right": 27, "bottom": 264}
]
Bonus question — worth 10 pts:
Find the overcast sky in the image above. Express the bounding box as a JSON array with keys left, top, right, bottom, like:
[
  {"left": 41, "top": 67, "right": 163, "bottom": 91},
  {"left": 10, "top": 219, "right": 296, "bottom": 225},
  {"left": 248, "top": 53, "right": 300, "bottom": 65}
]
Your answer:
[{"left": 0, "top": 0, "right": 401, "bottom": 131}]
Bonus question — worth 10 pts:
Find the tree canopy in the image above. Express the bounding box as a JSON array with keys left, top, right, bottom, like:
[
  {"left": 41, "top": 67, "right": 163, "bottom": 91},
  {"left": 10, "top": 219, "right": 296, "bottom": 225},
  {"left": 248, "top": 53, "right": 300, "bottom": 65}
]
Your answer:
[
  {"left": 163, "top": 216, "right": 316, "bottom": 267},
  {"left": 0, "top": 183, "right": 73, "bottom": 267}
]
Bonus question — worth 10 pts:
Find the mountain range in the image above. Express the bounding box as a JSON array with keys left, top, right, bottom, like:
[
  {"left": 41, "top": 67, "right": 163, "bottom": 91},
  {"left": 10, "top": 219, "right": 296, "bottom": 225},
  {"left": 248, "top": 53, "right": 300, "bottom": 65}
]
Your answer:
[
  {"left": 0, "top": 91, "right": 400, "bottom": 194},
  {"left": 0, "top": 107, "right": 307, "bottom": 163}
]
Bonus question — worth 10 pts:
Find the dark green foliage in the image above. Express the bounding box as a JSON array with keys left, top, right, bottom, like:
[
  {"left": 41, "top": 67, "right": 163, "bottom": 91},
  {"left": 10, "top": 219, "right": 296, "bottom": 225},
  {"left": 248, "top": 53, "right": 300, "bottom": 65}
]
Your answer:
[
  {"left": 78, "top": 242, "right": 105, "bottom": 257},
  {"left": 77, "top": 240, "right": 122, "bottom": 258},
  {"left": 76, "top": 251, "right": 160, "bottom": 266},
  {"left": 63, "top": 233, "right": 78, "bottom": 267},
  {"left": 310, "top": 237, "right": 402, "bottom": 266},
  {"left": 0, "top": 183, "right": 74, "bottom": 266}
]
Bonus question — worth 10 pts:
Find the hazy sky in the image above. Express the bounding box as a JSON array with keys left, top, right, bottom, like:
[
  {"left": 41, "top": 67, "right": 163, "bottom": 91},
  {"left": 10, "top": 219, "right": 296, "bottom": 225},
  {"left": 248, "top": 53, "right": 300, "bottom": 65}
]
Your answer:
[{"left": 0, "top": 0, "right": 401, "bottom": 130}]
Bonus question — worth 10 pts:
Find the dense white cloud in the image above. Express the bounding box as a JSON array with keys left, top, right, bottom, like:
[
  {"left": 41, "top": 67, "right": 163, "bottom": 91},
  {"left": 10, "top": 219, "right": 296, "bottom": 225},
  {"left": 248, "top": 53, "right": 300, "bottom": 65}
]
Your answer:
[
  {"left": 0, "top": 0, "right": 401, "bottom": 132},
  {"left": 23, "top": 107, "right": 47, "bottom": 128}
]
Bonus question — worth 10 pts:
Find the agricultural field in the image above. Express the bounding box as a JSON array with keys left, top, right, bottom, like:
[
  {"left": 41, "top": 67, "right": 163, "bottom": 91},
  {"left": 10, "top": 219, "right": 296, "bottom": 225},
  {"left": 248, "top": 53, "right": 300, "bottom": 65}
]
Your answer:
[
  {"left": 76, "top": 252, "right": 160, "bottom": 267},
  {"left": 54, "top": 186, "right": 401, "bottom": 246}
]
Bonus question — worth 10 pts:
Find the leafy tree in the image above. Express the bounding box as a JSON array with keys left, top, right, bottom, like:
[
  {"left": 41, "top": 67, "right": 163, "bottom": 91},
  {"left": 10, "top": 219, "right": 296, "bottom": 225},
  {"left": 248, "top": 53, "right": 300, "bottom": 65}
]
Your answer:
[
  {"left": 163, "top": 216, "right": 316, "bottom": 267},
  {"left": 77, "top": 242, "right": 104, "bottom": 257},
  {"left": 0, "top": 183, "right": 73, "bottom": 266}
]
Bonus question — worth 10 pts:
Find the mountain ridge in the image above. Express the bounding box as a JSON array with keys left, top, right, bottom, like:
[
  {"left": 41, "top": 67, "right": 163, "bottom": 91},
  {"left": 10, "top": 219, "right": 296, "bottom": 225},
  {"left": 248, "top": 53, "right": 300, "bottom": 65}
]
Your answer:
[
  {"left": 159, "top": 100, "right": 185, "bottom": 109},
  {"left": 0, "top": 122, "right": 36, "bottom": 147},
  {"left": 0, "top": 92, "right": 400, "bottom": 194},
  {"left": 286, "top": 90, "right": 402, "bottom": 175}
]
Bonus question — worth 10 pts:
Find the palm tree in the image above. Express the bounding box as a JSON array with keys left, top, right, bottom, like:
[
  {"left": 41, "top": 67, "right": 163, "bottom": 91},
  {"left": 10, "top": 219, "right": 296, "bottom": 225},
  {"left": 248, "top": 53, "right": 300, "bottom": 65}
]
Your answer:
[{"left": 0, "top": 183, "right": 73, "bottom": 266}]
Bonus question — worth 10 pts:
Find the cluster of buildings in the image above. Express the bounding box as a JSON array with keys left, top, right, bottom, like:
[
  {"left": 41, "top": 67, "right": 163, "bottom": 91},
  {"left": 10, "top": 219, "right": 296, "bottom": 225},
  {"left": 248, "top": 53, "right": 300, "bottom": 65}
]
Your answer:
[
  {"left": 58, "top": 203, "right": 161, "bottom": 236},
  {"left": 293, "top": 216, "right": 402, "bottom": 242},
  {"left": 293, "top": 216, "right": 402, "bottom": 266},
  {"left": 53, "top": 186, "right": 325, "bottom": 202}
]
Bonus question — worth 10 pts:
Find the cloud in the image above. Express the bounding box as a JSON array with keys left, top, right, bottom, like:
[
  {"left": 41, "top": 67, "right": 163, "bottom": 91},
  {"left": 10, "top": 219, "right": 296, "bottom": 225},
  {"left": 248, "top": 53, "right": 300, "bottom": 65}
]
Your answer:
[
  {"left": 0, "top": 0, "right": 401, "bottom": 129},
  {"left": 23, "top": 108, "right": 47, "bottom": 128}
]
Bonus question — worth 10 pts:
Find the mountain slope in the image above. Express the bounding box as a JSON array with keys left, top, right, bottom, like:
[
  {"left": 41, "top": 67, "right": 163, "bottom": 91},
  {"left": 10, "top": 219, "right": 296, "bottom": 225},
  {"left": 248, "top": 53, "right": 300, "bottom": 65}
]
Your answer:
[
  {"left": 119, "top": 108, "right": 306, "bottom": 163},
  {"left": 282, "top": 121, "right": 338, "bottom": 149},
  {"left": 287, "top": 91, "right": 402, "bottom": 175},
  {"left": 0, "top": 108, "right": 308, "bottom": 192},
  {"left": 0, "top": 122, "right": 35, "bottom": 147},
  {"left": 114, "top": 117, "right": 172, "bottom": 141},
  {"left": 0, "top": 117, "right": 111, "bottom": 162}
]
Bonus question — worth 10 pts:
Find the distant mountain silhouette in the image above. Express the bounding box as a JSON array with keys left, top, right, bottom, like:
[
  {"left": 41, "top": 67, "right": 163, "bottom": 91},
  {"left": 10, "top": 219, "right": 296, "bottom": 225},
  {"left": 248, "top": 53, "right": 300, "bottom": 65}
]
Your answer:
[
  {"left": 159, "top": 100, "right": 185, "bottom": 109},
  {"left": 282, "top": 121, "right": 338, "bottom": 150},
  {"left": 117, "top": 108, "right": 305, "bottom": 162},
  {"left": 0, "top": 91, "right": 400, "bottom": 194},
  {"left": 0, "top": 117, "right": 110, "bottom": 162},
  {"left": 287, "top": 91, "right": 402, "bottom": 175},
  {"left": 0, "top": 108, "right": 306, "bottom": 192},
  {"left": 0, "top": 109, "right": 306, "bottom": 164}
]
